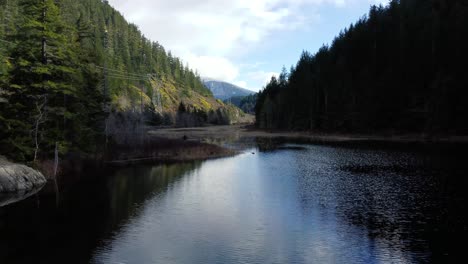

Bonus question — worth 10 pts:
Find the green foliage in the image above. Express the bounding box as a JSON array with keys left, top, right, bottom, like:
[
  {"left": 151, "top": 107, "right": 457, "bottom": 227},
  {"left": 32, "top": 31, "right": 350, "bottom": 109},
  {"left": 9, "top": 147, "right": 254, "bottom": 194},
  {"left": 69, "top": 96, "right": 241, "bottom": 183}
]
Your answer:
[
  {"left": 2, "top": 0, "right": 74, "bottom": 159},
  {"left": 225, "top": 94, "right": 257, "bottom": 114},
  {"left": 53, "top": 0, "right": 211, "bottom": 99},
  {"left": 0, "top": 0, "right": 103, "bottom": 161},
  {"left": 0, "top": 0, "right": 230, "bottom": 161},
  {"left": 256, "top": 0, "right": 468, "bottom": 135}
]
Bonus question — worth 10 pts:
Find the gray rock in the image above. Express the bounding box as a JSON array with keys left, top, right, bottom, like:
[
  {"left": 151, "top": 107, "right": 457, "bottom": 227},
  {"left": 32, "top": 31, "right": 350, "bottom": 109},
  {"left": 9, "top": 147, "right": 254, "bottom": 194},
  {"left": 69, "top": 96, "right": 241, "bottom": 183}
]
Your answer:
[{"left": 0, "top": 157, "right": 47, "bottom": 193}]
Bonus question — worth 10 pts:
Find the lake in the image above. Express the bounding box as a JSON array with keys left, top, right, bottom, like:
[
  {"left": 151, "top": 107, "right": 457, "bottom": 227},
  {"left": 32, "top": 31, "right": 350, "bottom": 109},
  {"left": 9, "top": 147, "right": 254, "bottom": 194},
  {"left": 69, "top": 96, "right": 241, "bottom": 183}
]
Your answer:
[{"left": 0, "top": 142, "right": 466, "bottom": 263}]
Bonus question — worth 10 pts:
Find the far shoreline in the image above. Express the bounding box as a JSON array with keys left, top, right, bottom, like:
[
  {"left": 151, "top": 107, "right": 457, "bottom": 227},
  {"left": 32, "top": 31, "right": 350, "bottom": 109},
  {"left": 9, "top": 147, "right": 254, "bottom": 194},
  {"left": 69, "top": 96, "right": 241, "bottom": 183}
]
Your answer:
[{"left": 149, "top": 124, "right": 468, "bottom": 146}]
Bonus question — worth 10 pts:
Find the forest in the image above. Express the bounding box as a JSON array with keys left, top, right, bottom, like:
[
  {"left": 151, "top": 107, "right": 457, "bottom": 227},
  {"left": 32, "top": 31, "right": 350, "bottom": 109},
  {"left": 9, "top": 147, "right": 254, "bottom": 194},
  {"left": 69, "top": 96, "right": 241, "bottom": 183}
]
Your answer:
[
  {"left": 225, "top": 94, "right": 257, "bottom": 114},
  {"left": 0, "top": 0, "right": 239, "bottom": 162},
  {"left": 256, "top": 0, "right": 468, "bottom": 135}
]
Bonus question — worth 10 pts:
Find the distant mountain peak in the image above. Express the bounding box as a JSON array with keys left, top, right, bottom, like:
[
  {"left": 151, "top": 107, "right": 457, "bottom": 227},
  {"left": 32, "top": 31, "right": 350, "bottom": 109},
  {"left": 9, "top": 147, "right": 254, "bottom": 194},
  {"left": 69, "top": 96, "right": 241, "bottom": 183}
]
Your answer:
[{"left": 202, "top": 79, "right": 254, "bottom": 101}]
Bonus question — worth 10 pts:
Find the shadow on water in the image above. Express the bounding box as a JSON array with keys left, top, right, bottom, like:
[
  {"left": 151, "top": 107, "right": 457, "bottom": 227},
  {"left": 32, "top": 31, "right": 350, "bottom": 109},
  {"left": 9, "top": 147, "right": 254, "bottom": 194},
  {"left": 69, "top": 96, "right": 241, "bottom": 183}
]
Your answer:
[
  {"left": 0, "top": 161, "right": 201, "bottom": 264},
  {"left": 253, "top": 135, "right": 468, "bottom": 154}
]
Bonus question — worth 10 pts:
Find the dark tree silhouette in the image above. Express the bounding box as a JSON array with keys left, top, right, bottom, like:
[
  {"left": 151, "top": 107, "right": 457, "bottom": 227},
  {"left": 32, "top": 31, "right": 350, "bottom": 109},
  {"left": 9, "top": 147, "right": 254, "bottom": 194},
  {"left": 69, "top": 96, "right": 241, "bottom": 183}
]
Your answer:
[{"left": 256, "top": 0, "right": 468, "bottom": 135}]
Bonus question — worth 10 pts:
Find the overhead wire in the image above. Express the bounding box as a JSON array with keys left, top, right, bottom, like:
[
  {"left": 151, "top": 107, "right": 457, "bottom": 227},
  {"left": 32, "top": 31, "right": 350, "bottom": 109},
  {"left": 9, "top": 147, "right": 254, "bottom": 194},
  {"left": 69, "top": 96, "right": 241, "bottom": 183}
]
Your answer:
[
  {"left": 107, "top": 74, "right": 150, "bottom": 82},
  {"left": 94, "top": 65, "right": 150, "bottom": 78},
  {"left": 106, "top": 73, "right": 149, "bottom": 80},
  {"left": 105, "top": 71, "right": 150, "bottom": 79},
  {"left": 0, "top": 42, "right": 157, "bottom": 80},
  {"left": 0, "top": 38, "right": 164, "bottom": 96}
]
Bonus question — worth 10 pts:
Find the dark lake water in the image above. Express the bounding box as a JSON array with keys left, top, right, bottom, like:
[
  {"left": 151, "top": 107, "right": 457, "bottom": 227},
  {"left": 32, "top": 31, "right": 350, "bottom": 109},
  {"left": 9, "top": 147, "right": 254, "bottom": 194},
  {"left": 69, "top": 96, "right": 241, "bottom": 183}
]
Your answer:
[{"left": 1, "top": 142, "right": 467, "bottom": 263}]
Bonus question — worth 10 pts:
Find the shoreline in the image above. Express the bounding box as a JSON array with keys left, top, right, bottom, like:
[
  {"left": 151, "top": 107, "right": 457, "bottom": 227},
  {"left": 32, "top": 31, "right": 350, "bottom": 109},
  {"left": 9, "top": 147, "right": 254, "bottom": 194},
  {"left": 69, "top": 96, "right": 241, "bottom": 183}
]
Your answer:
[
  {"left": 149, "top": 124, "right": 468, "bottom": 145},
  {"left": 104, "top": 136, "right": 238, "bottom": 166},
  {"left": 3, "top": 124, "right": 466, "bottom": 205},
  {"left": 4, "top": 124, "right": 467, "bottom": 188},
  {"left": 106, "top": 145, "right": 238, "bottom": 166}
]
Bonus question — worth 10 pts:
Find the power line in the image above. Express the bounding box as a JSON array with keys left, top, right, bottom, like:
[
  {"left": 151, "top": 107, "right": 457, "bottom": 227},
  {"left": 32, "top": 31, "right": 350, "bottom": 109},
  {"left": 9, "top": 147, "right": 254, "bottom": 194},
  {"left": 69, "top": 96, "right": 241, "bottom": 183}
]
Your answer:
[
  {"left": 0, "top": 40, "right": 159, "bottom": 81},
  {"left": 108, "top": 71, "right": 149, "bottom": 79},
  {"left": 106, "top": 71, "right": 150, "bottom": 79},
  {"left": 107, "top": 77, "right": 148, "bottom": 82},
  {"left": 1, "top": 44, "right": 158, "bottom": 80},
  {"left": 94, "top": 65, "right": 150, "bottom": 78},
  {"left": 107, "top": 74, "right": 149, "bottom": 81}
]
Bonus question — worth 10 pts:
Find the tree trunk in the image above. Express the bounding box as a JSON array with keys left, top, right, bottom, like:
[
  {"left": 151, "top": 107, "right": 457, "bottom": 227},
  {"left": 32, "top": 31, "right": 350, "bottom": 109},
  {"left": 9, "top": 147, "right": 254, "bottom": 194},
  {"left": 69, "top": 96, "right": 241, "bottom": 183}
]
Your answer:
[
  {"left": 33, "top": 96, "right": 47, "bottom": 162},
  {"left": 41, "top": 0, "right": 47, "bottom": 65}
]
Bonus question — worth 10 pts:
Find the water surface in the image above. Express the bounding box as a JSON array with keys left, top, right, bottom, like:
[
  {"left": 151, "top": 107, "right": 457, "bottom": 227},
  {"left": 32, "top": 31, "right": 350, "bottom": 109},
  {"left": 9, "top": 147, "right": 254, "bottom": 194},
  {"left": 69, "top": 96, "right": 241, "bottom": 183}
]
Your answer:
[{"left": 0, "top": 143, "right": 466, "bottom": 263}]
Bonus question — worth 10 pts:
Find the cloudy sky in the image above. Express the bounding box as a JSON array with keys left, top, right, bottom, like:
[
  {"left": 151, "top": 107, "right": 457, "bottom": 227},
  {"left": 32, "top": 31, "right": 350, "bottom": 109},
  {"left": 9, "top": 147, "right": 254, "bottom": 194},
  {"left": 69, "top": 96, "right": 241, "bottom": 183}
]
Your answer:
[{"left": 107, "top": 0, "right": 388, "bottom": 92}]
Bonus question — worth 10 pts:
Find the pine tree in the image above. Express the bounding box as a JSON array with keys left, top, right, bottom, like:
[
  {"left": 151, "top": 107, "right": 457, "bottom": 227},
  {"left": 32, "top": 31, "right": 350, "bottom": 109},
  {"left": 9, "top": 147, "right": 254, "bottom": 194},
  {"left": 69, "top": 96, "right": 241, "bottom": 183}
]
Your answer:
[
  {"left": 1, "top": 0, "right": 80, "bottom": 161},
  {"left": 1, "top": 0, "right": 226, "bottom": 161}
]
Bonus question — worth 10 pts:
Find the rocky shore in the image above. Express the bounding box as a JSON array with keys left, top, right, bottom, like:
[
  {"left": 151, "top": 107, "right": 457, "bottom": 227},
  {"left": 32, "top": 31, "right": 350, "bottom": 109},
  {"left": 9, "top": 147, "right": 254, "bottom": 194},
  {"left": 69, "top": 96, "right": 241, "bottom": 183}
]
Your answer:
[{"left": 0, "top": 156, "right": 46, "bottom": 193}]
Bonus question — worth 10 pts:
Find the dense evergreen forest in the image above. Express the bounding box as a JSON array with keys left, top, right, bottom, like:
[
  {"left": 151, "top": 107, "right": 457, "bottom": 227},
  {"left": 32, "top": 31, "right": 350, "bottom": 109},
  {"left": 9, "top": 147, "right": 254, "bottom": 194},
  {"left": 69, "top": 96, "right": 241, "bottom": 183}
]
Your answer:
[
  {"left": 256, "top": 0, "right": 468, "bottom": 135},
  {"left": 0, "top": 0, "right": 239, "bottom": 162},
  {"left": 225, "top": 94, "right": 257, "bottom": 114}
]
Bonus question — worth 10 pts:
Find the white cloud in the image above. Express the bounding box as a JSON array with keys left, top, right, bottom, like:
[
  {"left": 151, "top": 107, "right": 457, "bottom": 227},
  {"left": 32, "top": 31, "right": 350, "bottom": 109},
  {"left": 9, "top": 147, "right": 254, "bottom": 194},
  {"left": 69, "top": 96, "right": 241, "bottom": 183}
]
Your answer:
[
  {"left": 109, "top": 0, "right": 322, "bottom": 56},
  {"left": 108, "top": 0, "right": 390, "bottom": 90},
  {"left": 234, "top": 81, "right": 248, "bottom": 89},
  {"left": 248, "top": 70, "right": 280, "bottom": 87},
  {"left": 182, "top": 53, "right": 239, "bottom": 83}
]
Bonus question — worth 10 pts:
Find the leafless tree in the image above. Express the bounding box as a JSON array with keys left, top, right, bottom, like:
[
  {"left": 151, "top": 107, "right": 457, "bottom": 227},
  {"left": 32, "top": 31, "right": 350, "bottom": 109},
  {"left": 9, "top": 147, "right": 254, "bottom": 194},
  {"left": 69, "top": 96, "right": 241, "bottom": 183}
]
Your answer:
[{"left": 32, "top": 95, "right": 47, "bottom": 162}]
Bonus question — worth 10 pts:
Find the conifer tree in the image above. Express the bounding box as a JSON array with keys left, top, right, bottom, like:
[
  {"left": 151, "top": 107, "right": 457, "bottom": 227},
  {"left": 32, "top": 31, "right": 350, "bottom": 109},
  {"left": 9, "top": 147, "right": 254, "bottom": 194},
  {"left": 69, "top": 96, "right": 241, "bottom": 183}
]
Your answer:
[{"left": 1, "top": 0, "right": 79, "bottom": 161}]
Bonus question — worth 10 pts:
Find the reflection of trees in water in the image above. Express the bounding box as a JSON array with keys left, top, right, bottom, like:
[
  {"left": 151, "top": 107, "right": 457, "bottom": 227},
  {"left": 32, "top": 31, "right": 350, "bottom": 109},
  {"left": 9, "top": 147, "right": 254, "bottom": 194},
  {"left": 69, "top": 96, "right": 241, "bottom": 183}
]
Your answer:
[
  {"left": 0, "top": 161, "right": 201, "bottom": 263},
  {"left": 106, "top": 162, "right": 202, "bottom": 227},
  {"left": 254, "top": 137, "right": 286, "bottom": 152},
  {"left": 0, "top": 186, "right": 44, "bottom": 208}
]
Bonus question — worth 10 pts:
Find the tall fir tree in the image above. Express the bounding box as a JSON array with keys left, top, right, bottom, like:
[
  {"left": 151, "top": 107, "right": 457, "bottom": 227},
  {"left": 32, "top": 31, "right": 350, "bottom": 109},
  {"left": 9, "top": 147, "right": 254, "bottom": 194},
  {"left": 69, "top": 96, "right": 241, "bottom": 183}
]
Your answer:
[{"left": 1, "top": 0, "right": 80, "bottom": 161}]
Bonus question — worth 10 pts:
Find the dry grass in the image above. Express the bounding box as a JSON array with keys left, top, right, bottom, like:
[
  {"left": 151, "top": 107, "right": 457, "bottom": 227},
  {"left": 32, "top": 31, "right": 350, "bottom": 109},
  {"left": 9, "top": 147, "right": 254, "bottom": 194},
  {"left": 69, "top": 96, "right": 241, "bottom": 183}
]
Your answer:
[
  {"left": 107, "top": 136, "right": 236, "bottom": 164},
  {"left": 150, "top": 124, "right": 468, "bottom": 145}
]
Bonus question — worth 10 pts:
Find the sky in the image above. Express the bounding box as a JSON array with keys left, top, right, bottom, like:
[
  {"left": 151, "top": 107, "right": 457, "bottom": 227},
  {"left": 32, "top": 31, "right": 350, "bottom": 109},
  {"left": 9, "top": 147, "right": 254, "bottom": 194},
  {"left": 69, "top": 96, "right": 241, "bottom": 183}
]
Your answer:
[{"left": 107, "top": 0, "right": 389, "bottom": 92}]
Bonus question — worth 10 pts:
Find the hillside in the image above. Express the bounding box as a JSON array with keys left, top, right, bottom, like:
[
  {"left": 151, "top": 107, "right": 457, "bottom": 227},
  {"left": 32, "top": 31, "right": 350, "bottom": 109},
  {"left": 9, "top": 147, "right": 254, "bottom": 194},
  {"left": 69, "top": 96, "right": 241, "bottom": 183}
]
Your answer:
[
  {"left": 224, "top": 94, "right": 257, "bottom": 114},
  {"left": 203, "top": 79, "right": 254, "bottom": 100},
  {"left": 0, "top": 0, "right": 243, "bottom": 161},
  {"left": 256, "top": 0, "right": 468, "bottom": 135}
]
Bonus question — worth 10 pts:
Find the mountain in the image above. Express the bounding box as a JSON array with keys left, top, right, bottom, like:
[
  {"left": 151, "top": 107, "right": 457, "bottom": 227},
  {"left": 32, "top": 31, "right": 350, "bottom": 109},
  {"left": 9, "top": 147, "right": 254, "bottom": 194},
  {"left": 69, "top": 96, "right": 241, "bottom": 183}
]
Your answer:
[
  {"left": 0, "top": 0, "right": 244, "bottom": 161},
  {"left": 224, "top": 94, "right": 257, "bottom": 114},
  {"left": 203, "top": 79, "right": 254, "bottom": 101}
]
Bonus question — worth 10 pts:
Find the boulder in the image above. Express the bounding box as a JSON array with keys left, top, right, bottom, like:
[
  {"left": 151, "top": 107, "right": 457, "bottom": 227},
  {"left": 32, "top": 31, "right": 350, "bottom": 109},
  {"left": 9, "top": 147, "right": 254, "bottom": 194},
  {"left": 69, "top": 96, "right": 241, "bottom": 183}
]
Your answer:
[{"left": 0, "top": 157, "right": 47, "bottom": 193}]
